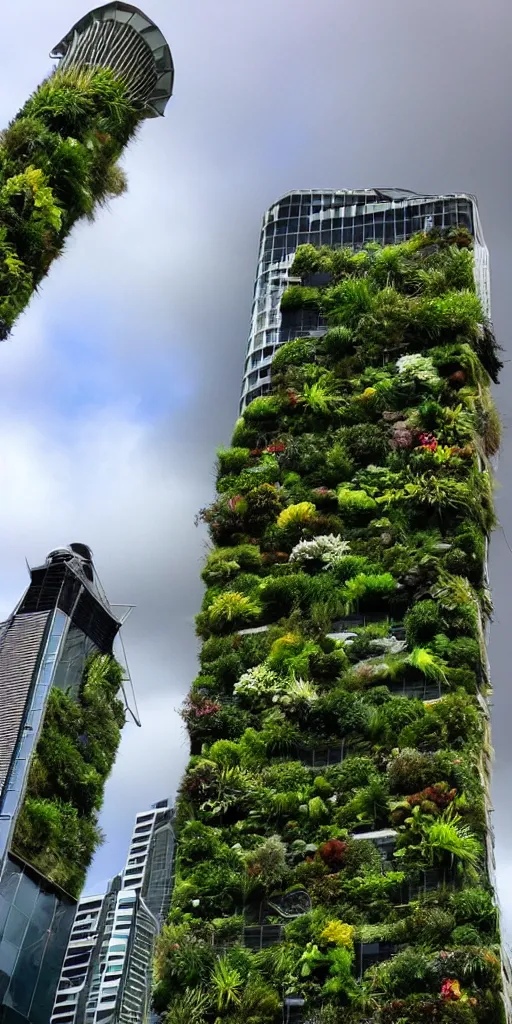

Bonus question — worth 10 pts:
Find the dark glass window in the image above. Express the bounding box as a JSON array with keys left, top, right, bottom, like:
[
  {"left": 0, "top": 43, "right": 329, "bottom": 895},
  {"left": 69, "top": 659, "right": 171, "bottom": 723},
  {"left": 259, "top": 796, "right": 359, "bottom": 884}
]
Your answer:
[
  {"left": 4, "top": 907, "right": 28, "bottom": 948},
  {"left": 13, "top": 874, "right": 39, "bottom": 919}
]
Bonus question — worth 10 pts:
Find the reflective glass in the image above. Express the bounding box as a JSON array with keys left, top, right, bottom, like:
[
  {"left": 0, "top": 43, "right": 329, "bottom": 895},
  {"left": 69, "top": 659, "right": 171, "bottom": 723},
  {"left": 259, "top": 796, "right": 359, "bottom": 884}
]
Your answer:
[{"left": 4, "top": 907, "right": 28, "bottom": 948}]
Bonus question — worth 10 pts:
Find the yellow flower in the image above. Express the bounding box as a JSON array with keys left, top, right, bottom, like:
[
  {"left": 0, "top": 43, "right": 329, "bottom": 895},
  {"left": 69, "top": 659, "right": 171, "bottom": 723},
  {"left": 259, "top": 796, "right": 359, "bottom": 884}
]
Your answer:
[{"left": 320, "top": 920, "right": 355, "bottom": 949}]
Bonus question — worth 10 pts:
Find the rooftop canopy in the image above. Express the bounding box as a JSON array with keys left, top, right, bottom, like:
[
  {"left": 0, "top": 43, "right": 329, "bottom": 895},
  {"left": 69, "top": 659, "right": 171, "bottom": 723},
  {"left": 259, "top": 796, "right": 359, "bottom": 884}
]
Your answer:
[{"left": 50, "top": 2, "right": 174, "bottom": 117}]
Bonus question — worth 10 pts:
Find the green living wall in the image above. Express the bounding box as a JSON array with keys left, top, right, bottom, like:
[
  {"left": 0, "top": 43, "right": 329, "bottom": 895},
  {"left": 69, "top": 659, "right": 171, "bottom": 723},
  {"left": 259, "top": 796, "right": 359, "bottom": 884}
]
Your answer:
[
  {"left": 12, "top": 653, "right": 125, "bottom": 897},
  {"left": 155, "top": 230, "right": 507, "bottom": 1024},
  {"left": 0, "top": 65, "right": 141, "bottom": 339}
]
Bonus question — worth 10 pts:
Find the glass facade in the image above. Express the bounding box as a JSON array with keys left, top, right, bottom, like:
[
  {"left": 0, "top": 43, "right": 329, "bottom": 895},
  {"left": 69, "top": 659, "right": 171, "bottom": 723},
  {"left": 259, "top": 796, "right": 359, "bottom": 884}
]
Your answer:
[
  {"left": 240, "top": 188, "right": 489, "bottom": 410},
  {"left": 53, "top": 802, "right": 175, "bottom": 1023},
  {"left": 0, "top": 546, "right": 123, "bottom": 1022},
  {"left": 0, "top": 856, "right": 76, "bottom": 1024}
]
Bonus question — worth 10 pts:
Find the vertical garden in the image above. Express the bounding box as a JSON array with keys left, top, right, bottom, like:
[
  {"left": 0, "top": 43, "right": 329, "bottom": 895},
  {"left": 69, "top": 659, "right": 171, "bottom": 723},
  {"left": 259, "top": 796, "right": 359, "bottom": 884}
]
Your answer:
[
  {"left": 154, "top": 228, "right": 508, "bottom": 1024},
  {"left": 12, "top": 653, "right": 125, "bottom": 897},
  {"left": 0, "top": 64, "right": 141, "bottom": 339}
]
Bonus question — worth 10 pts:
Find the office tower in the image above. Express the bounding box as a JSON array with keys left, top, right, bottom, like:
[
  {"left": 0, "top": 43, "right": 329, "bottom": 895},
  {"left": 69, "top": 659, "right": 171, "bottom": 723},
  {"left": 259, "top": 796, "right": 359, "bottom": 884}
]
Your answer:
[
  {"left": 0, "top": 3, "right": 173, "bottom": 342},
  {"left": 159, "top": 196, "right": 512, "bottom": 1023},
  {"left": 240, "top": 189, "right": 489, "bottom": 410},
  {"left": 50, "top": 878, "right": 122, "bottom": 1024},
  {"left": 122, "top": 800, "right": 175, "bottom": 927},
  {"left": 0, "top": 544, "right": 127, "bottom": 1023},
  {"left": 52, "top": 801, "right": 175, "bottom": 1024}
]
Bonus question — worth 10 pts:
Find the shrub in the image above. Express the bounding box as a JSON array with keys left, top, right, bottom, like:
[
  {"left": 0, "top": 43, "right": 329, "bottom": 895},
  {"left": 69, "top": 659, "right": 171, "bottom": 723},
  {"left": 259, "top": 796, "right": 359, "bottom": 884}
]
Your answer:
[
  {"left": 277, "top": 502, "right": 317, "bottom": 530},
  {"left": 217, "top": 446, "right": 251, "bottom": 475},
  {"left": 289, "top": 534, "right": 350, "bottom": 567},
  {"left": 281, "top": 285, "right": 321, "bottom": 309},
  {"left": 387, "top": 749, "right": 433, "bottom": 793},
  {"left": 340, "top": 423, "right": 390, "bottom": 466},
  {"left": 337, "top": 488, "right": 377, "bottom": 520},
  {"left": 405, "top": 599, "right": 444, "bottom": 646},
  {"left": 201, "top": 545, "right": 262, "bottom": 584},
  {"left": 204, "top": 592, "right": 260, "bottom": 633},
  {"left": 320, "top": 920, "right": 355, "bottom": 948},
  {"left": 12, "top": 655, "right": 124, "bottom": 896},
  {"left": 244, "top": 395, "right": 282, "bottom": 423},
  {"left": 318, "top": 839, "right": 347, "bottom": 869},
  {"left": 322, "top": 325, "right": 354, "bottom": 358},
  {"left": 271, "top": 336, "right": 318, "bottom": 372},
  {"left": 451, "top": 924, "right": 482, "bottom": 946}
]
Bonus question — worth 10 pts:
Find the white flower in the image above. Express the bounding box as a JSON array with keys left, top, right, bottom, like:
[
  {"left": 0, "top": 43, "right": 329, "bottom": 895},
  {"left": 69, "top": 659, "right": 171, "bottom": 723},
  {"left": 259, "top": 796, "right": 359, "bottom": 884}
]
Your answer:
[
  {"left": 234, "top": 663, "right": 280, "bottom": 695},
  {"left": 289, "top": 534, "right": 350, "bottom": 568},
  {"left": 396, "top": 353, "right": 440, "bottom": 385}
]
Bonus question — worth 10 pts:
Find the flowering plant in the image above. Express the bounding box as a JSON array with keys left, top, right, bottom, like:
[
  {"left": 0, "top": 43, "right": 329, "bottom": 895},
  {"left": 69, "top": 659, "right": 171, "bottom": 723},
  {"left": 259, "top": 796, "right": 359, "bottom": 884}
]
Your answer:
[{"left": 441, "top": 978, "right": 461, "bottom": 1001}]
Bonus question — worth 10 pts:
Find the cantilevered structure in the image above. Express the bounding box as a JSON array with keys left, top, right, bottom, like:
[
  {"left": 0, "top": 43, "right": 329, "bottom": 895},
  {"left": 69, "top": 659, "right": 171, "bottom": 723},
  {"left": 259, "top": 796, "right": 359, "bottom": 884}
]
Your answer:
[
  {"left": 0, "top": 546, "right": 127, "bottom": 1022},
  {"left": 0, "top": 3, "right": 173, "bottom": 340},
  {"left": 156, "top": 192, "right": 512, "bottom": 1024}
]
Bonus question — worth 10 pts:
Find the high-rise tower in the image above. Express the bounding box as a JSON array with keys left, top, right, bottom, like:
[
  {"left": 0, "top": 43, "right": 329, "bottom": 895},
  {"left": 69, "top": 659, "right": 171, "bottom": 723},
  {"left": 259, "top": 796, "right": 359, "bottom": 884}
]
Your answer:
[
  {"left": 0, "top": 545, "right": 128, "bottom": 1023},
  {"left": 52, "top": 800, "right": 175, "bottom": 1024},
  {"left": 158, "top": 192, "right": 511, "bottom": 1023},
  {"left": 240, "top": 189, "right": 489, "bottom": 410}
]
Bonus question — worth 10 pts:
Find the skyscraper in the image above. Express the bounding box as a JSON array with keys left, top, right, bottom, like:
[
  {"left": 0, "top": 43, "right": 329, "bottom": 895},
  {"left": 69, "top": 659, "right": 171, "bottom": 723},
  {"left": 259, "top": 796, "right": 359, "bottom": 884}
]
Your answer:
[
  {"left": 52, "top": 801, "right": 175, "bottom": 1024},
  {"left": 158, "top": 192, "right": 512, "bottom": 1023},
  {"left": 240, "top": 189, "right": 490, "bottom": 410},
  {"left": 0, "top": 545, "right": 127, "bottom": 1023}
]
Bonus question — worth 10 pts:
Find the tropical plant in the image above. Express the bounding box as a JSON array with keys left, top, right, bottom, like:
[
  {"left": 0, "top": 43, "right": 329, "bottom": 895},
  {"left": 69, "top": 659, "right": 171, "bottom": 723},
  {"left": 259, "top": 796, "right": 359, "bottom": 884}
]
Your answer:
[
  {"left": 289, "top": 534, "right": 350, "bottom": 566},
  {"left": 12, "top": 654, "right": 124, "bottom": 895},
  {"left": 0, "top": 67, "right": 143, "bottom": 339},
  {"left": 277, "top": 502, "right": 317, "bottom": 529},
  {"left": 206, "top": 592, "right": 261, "bottom": 632}
]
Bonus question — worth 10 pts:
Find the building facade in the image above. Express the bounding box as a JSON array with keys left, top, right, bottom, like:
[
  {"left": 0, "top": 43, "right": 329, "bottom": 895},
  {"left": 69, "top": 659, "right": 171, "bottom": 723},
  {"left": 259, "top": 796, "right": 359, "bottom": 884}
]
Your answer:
[
  {"left": 160, "top": 191, "right": 512, "bottom": 1023},
  {"left": 240, "top": 188, "right": 490, "bottom": 410},
  {"left": 0, "top": 545, "right": 125, "bottom": 1023},
  {"left": 51, "top": 801, "right": 175, "bottom": 1024}
]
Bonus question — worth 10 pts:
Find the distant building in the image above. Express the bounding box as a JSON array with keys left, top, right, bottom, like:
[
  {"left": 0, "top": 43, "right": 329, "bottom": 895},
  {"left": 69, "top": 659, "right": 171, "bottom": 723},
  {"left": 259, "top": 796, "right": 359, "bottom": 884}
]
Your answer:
[
  {"left": 240, "top": 188, "right": 489, "bottom": 410},
  {"left": 51, "top": 801, "right": 175, "bottom": 1024}
]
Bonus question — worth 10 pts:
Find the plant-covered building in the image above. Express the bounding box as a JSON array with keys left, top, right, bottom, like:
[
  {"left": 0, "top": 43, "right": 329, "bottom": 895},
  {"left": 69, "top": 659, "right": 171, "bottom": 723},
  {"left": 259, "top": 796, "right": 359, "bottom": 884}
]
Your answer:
[
  {"left": 0, "top": 545, "right": 128, "bottom": 1023},
  {"left": 0, "top": 2, "right": 173, "bottom": 341},
  {"left": 156, "top": 194, "right": 512, "bottom": 1024},
  {"left": 240, "top": 189, "right": 489, "bottom": 410}
]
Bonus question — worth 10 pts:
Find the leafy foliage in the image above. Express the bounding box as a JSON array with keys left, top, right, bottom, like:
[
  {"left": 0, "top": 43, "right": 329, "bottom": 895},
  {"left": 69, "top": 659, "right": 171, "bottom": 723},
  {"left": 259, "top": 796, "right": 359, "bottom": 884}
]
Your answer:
[
  {"left": 163, "top": 233, "right": 503, "bottom": 1023},
  {"left": 12, "top": 654, "right": 124, "bottom": 895},
  {"left": 0, "top": 66, "right": 142, "bottom": 339}
]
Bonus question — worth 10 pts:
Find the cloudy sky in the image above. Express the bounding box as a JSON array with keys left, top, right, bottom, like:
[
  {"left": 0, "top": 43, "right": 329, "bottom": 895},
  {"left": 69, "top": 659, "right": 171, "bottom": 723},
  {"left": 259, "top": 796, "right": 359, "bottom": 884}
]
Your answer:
[{"left": 1, "top": 0, "right": 512, "bottom": 931}]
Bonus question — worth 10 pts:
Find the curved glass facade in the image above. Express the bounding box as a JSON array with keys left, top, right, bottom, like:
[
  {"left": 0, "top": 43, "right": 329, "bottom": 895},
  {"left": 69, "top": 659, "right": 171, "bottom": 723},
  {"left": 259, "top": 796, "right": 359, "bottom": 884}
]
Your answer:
[{"left": 240, "top": 188, "right": 489, "bottom": 410}]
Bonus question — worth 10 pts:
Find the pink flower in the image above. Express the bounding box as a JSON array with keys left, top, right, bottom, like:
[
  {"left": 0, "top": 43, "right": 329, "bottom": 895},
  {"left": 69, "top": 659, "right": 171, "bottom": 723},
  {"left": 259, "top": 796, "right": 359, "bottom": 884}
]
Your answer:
[
  {"left": 418, "top": 432, "right": 438, "bottom": 451},
  {"left": 441, "top": 979, "right": 461, "bottom": 1001}
]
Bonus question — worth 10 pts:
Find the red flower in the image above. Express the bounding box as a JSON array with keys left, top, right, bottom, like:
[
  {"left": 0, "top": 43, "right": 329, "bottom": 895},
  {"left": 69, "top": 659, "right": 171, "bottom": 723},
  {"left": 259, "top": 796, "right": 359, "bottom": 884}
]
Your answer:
[
  {"left": 318, "top": 839, "right": 347, "bottom": 869},
  {"left": 228, "top": 495, "right": 244, "bottom": 512},
  {"left": 266, "top": 442, "right": 286, "bottom": 454},
  {"left": 250, "top": 448, "right": 263, "bottom": 457},
  {"left": 287, "top": 389, "right": 299, "bottom": 406},
  {"left": 418, "top": 432, "right": 438, "bottom": 451},
  {"left": 441, "top": 978, "right": 461, "bottom": 1001}
]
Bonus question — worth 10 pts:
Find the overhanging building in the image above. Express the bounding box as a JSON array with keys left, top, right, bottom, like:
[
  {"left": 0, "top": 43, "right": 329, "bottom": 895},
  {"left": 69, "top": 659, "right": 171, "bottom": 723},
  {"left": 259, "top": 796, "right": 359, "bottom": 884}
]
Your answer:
[
  {"left": 0, "top": 545, "right": 126, "bottom": 1023},
  {"left": 240, "top": 188, "right": 490, "bottom": 410}
]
